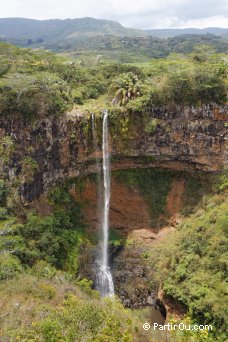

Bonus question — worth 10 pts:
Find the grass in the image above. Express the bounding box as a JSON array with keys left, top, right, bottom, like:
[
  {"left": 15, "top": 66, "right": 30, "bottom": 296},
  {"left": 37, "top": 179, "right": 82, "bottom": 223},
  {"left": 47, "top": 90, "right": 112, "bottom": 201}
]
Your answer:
[{"left": 0, "top": 272, "right": 152, "bottom": 341}]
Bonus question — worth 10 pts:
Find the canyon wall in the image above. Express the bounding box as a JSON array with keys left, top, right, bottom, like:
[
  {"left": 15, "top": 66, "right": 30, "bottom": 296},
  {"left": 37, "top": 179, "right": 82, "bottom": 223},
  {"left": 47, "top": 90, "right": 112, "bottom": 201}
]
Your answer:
[
  {"left": 0, "top": 104, "right": 227, "bottom": 202},
  {"left": 1, "top": 104, "right": 227, "bottom": 312}
]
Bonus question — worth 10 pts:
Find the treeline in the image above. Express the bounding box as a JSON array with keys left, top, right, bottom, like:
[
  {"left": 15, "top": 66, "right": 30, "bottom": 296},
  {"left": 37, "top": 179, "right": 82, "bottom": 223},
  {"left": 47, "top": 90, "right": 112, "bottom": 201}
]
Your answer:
[{"left": 40, "top": 34, "right": 228, "bottom": 63}]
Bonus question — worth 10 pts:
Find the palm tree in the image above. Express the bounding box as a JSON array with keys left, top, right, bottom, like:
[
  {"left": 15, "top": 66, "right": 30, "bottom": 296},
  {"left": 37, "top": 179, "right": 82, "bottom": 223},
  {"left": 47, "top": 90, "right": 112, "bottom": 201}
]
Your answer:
[{"left": 110, "top": 72, "right": 142, "bottom": 106}]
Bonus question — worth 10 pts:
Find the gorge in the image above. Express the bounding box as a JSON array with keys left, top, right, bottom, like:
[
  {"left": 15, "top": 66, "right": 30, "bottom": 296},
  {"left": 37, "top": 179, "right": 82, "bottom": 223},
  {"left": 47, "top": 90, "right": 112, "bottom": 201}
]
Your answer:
[
  {"left": 0, "top": 99, "right": 227, "bottom": 341},
  {"left": 0, "top": 39, "right": 227, "bottom": 340},
  {"left": 0, "top": 104, "right": 227, "bottom": 310}
]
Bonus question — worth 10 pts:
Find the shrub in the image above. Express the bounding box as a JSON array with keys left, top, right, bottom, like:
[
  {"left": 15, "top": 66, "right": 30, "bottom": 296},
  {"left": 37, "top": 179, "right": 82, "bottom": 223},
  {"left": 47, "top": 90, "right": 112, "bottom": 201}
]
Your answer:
[
  {"left": 0, "top": 179, "right": 6, "bottom": 201},
  {"left": 149, "top": 190, "right": 228, "bottom": 337},
  {"left": 21, "top": 157, "right": 39, "bottom": 183},
  {"left": 13, "top": 294, "right": 137, "bottom": 342},
  {"left": 0, "top": 207, "right": 8, "bottom": 220},
  {"left": 145, "top": 118, "right": 159, "bottom": 134},
  {"left": 31, "top": 260, "right": 57, "bottom": 279},
  {"left": 38, "top": 283, "right": 57, "bottom": 299},
  {"left": 0, "top": 253, "right": 24, "bottom": 280},
  {"left": 76, "top": 278, "right": 99, "bottom": 298}
]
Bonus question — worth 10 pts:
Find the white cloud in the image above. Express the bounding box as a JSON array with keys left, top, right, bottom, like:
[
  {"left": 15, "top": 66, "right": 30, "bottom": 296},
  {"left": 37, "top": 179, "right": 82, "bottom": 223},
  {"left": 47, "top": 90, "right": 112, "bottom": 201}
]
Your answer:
[
  {"left": 175, "top": 16, "right": 228, "bottom": 29},
  {"left": 1, "top": 0, "right": 228, "bottom": 28}
]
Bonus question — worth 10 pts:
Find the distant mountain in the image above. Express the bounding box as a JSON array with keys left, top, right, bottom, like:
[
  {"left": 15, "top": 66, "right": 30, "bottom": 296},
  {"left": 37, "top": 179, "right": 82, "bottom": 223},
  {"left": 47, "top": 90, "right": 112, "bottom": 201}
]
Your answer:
[
  {"left": 0, "top": 17, "right": 227, "bottom": 54},
  {"left": 146, "top": 27, "right": 228, "bottom": 38},
  {"left": 0, "top": 17, "right": 147, "bottom": 46}
]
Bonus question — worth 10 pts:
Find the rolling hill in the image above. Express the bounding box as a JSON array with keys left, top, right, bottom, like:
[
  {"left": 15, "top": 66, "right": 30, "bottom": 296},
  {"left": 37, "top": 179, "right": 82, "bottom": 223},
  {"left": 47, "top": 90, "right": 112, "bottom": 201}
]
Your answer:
[
  {"left": 0, "top": 17, "right": 228, "bottom": 47},
  {"left": 0, "top": 17, "right": 147, "bottom": 46},
  {"left": 0, "top": 17, "right": 227, "bottom": 63}
]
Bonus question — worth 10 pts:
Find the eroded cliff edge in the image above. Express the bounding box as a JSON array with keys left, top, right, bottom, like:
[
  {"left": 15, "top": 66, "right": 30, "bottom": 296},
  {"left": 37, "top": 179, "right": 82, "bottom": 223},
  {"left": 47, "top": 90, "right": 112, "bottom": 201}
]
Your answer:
[{"left": 0, "top": 104, "right": 227, "bottom": 202}]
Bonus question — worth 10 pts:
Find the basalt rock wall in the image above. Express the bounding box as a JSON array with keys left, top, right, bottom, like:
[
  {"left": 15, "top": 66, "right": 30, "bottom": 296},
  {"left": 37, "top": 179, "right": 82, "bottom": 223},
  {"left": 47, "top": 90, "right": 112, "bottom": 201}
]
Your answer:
[{"left": 0, "top": 104, "right": 227, "bottom": 202}]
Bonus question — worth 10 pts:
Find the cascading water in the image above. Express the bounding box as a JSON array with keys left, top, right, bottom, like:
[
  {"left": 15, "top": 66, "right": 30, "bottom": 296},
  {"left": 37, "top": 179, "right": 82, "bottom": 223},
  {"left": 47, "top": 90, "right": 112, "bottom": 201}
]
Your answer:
[
  {"left": 91, "top": 113, "right": 102, "bottom": 219},
  {"left": 93, "top": 110, "right": 114, "bottom": 297}
]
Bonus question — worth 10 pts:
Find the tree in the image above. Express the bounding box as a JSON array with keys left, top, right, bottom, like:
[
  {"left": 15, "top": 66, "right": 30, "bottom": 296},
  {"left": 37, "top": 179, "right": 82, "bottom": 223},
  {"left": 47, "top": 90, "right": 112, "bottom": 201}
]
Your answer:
[{"left": 110, "top": 72, "right": 143, "bottom": 106}]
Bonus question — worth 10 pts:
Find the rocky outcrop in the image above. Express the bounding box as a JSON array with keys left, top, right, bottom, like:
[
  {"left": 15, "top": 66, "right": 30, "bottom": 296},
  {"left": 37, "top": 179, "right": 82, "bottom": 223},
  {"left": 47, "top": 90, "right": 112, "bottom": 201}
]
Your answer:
[
  {"left": 0, "top": 104, "right": 227, "bottom": 202},
  {"left": 112, "top": 243, "right": 156, "bottom": 309}
]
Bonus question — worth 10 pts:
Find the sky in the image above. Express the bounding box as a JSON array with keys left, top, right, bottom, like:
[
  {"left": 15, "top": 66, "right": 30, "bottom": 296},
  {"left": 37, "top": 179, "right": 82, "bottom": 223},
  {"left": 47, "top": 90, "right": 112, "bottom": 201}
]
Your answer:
[{"left": 1, "top": 0, "right": 228, "bottom": 29}]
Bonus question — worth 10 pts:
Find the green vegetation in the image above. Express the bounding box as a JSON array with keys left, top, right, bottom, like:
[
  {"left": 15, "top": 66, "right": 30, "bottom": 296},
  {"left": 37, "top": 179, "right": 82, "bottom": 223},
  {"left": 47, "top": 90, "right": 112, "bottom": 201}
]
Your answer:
[
  {"left": 63, "top": 34, "right": 228, "bottom": 65},
  {"left": 0, "top": 167, "right": 227, "bottom": 340},
  {"left": 144, "top": 118, "right": 159, "bottom": 134},
  {"left": 0, "top": 33, "right": 227, "bottom": 341},
  {"left": 0, "top": 43, "right": 145, "bottom": 117},
  {"left": 144, "top": 189, "right": 228, "bottom": 340},
  {"left": 129, "top": 52, "right": 227, "bottom": 109},
  {"left": 0, "top": 272, "right": 151, "bottom": 341},
  {"left": 0, "top": 17, "right": 146, "bottom": 47},
  {"left": 0, "top": 42, "right": 227, "bottom": 120},
  {"left": 0, "top": 42, "right": 91, "bottom": 117},
  {"left": 0, "top": 253, "right": 24, "bottom": 280},
  {"left": 108, "top": 52, "right": 227, "bottom": 109},
  {"left": 0, "top": 267, "right": 221, "bottom": 341},
  {"left": 1, "top": 18, "right": 227, "bottom": 62},
  {"left": 0, "top": 180, "right": 87, "bottom": 278},
  {"left": 110, "top": 72, "right": 143, "bottom": 105}
]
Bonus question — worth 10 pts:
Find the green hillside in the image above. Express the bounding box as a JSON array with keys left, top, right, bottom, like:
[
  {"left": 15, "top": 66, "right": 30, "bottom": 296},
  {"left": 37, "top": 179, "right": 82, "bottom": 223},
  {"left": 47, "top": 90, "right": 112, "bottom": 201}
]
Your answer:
[
  {"left": 57, "top": 34, "right": 228, "bottom": 64},
  {"left": 0, "top": 18, "right": 227, "bottom": 65},
  {"left": 0, "top": 17, "right": 146, "bottom": 46}
]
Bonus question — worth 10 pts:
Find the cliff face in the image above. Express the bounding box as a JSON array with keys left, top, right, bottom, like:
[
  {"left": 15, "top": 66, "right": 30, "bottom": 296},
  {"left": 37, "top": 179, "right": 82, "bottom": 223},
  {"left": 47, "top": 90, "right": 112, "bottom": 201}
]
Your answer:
[
  {"left": 0, "top": 104, "right": 227, "bottom": 202},
  {"left": 0, "top": 104, "right": 227, "bottom": 314}
]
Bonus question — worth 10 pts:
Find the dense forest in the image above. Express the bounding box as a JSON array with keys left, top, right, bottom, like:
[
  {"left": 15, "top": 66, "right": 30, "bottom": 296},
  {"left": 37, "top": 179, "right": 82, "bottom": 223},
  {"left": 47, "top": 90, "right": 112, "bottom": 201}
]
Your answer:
[
  {"left": 0, "top": 42, "right": 227, "bottom": 117},
  {"left": 0, "top": 31, "right": 227, "bottom": 342}
]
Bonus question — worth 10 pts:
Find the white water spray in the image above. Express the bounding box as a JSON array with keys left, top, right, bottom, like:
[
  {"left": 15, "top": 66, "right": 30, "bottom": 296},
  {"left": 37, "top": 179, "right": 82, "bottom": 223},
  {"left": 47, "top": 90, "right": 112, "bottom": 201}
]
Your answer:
[
  {"left": 91, "top": 113, "right": 102, "bottom": 219},
  {"left": 94, "top": 110, "right": 114, "bottom": 297}
]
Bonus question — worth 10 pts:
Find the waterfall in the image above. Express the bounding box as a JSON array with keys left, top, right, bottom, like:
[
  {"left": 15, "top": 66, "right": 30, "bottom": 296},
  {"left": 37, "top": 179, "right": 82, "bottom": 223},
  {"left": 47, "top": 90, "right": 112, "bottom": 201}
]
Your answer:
[
  {"left": 92, "top": 110, "right": 114, "bottom": 297},
  {"left": 91, "top": 113, "right": 102, "bottom": 222}
]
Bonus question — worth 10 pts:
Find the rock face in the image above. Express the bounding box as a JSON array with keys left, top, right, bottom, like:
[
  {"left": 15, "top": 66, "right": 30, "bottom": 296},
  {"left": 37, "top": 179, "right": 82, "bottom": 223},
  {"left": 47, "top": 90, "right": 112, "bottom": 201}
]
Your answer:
[
  {"left": 112, "top": 243, "right": 156, "bottom": 309},
  {"left": 69, "top": 177, "right": 151, "bottom": 234},
  {"left": 0, "top": 104, "right": 227, "bottom": 202},
  {"left": 70, "top": 174, "right": 210, "bottom": 234}
]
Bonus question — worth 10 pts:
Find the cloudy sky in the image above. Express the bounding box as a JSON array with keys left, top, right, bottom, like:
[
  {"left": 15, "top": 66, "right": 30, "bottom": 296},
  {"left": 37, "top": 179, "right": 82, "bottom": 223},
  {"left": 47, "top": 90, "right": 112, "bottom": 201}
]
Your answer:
[{"left": 1, "top": 0, "right": 228, "bottom": 29}]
